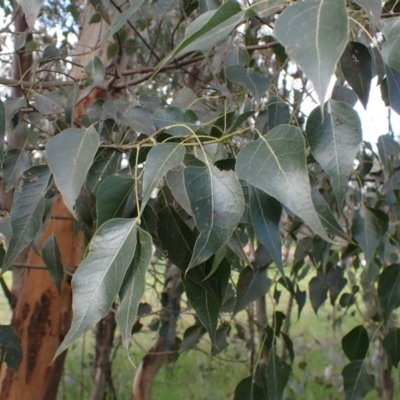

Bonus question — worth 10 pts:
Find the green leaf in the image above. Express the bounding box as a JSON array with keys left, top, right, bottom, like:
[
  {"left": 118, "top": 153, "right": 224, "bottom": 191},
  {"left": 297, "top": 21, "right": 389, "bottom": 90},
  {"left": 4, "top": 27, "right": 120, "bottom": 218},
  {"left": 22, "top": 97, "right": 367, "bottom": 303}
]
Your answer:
[
  {"left": 39, "top": 44, "right": 60, "bottom": 64},
  {"left": 182, "top": 259, "right": 230, "bottom": 341},
  {"left": 352, "top": 208, "right": 382, "bottom": 267},
  {"left": 275, "top": 0, "right": 348, "bottom": 103},
  {"left": 385, "top": 64, "right": 400, "bottom": 114},
  {"left": 212, "top": 323, "right": 230, "bottom": 355},
  {"left": 342, "top": 325, "right": 369, "bottom": 361},
  {"left": 157, "top": 206, "right": 195, "bottom": 271},
  {"left": 180, "top": 325, "right": 206, "bottom": 352},
  {"left": 354, "top": 0, "right": 381, "bottom": 30},
  {"left": 166, "top": 167, "right": 193, "bottom": 216},
  {"left": 35, "top": 91, "right": 65, "bottom": 115},
  {"left": 342, "top": 360, "right": 375, "bottom": 400},
  {"left": 236, "top": 125, "right": 330, "bottom": 242},
  {"left": 79, "top": 57, "right": 105, "bottom": 101},
  {"left": 234, "top": 267, "right": 271, "bottom": 313},
  {"left": 382, "top": 327, "right": 400, "bottom": 368},
  {"left": 152, "top": 107, "right": 200, "bottom": 136},
  {"left": 234, "top": 376, "right": 268, "bottom": 400},
  {"left": 2, "top": 149, "right": 32, "bottom": 192},
  {"left": 377, "top": 134, "right": 400, "bottom": 174},
  {"left": 87, "top": 149, "right": 120, "bottom": 195},
  {"left": 382, "top": 18, "right": 400, "bottom": 72},
  {"left": 105, "top": 0, "right": 146, "bottom": 40},
  {"left": 255, "top": 96, "right": 290, "bottom": 134},
  {"left": 16, "top": 0, "right": 44, "bottom": 28},
  {"left": 96, "top": 175, "right": 134, "bottom": 228},
  {"left": 266, "top": 351, "right": 292, "bottom": 400},
  {"left": 162, "top": 0, "right": 249, "bottom": 63},
  {"left": 340, "top": 42, "right": 372, "bottom": 108},
  {"left": 47, "top": 127, "right": 99, "bottom": 218},
  {"left": 225, "top": 46, "right": 249, "bottom": 68},
  {"left": 141, "top": 143, "right": 185, "bottom": 210},
  {"left": 199, "top": 0, "right": 220, "bottom": 14},
  {"left": 42, "top": 235, "right": 64, "bottom": 294},
  {"left": 0, "top": 325, "right": 22, "bottom": 371},
  {"left": 116, "top": 227, "right": 152, "bottom": 348},
  {"left": 55, "top": 218, "right": 138, "bottom": 357},
  {"left": 306, "top": 101, "right": 362, "bottom": 208},
  {"left": 309, "top": 272, "right": 328, "bottom": 314},
  {"left": 249, "top": 185, "right": 283, "bottom": 276},
  {"left": 378, "top": 264, "right": 400, "bottom": 323},
  {"left": 0, "top": 100, "right": 5, "bottom": 165},
  {"left": 2, "top": 166, "right": 51, "bottom": 273},
  {"left": 183, "top": 165, "right": 245, "bottom": 269},
  {"left": 89, "top": 0, "right": 111, "bottom": 24},
  {"left": 225, "top": 66, "right": 270, "bottom": 102}
]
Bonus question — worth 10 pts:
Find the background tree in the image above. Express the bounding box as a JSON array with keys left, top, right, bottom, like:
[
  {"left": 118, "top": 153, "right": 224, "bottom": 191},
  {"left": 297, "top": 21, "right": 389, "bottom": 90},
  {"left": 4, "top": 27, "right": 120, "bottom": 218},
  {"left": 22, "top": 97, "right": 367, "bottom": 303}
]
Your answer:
[{"left": 1, "top": 0, "right": 400, "bottom": 399}]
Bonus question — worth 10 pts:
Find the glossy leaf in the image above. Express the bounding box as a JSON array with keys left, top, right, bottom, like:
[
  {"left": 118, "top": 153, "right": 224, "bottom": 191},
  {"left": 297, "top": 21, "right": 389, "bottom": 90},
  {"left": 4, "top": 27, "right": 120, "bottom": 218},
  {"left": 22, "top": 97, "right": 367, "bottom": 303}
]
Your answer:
[
  {"left": 0, "top": 325, "right": 22, "bottom": 371},
  {"left": 183, "top": 165, "right": 245, "bottom": 269},
  {"left": 182, "top": 259, "right": 230, "bottom": 341},
  {"left": 377, "top": 134, "right": 400, "bottom": 174},
  {"left": 2, "top": 166, "right": 51, "bottom": 273},
  {"left": 255, "top": 96, "right": 290, "bottom": 134},
  {"left": 225, "top": 46, "right": 249, "bottom": 68},
  {"left": 385, "top": 64, "right": 400, "bottom": 115},
  {"left": 275, "top": 0, "right": 348, "bottom": 103},
  {"left": 354, "top": 0, "right": 381, "bottom": 29},
  {"left": 309, "top": 272, "right": 328, "bottom": 314},
  {"left": 42, "top": 235, "right": 64, "bottom": 294},
  {"left": 181, "top": 325, "right": 206, "bottom": 352},
  {"left": 378, "top": 264, "right": 400, "bottom": 323},
  {"left": 266, "top": 351, "right": 292, "bottom": 400},
  {"left": 342, "top": 325, "right": 369, "bottom": 361},
  {"left": 212, "top": 323, "right": 230, "bottom": 355},
  {"left": 16, "top": 0, "right": 44, "bottom": 28},
  {"left": 234, "top": 267, "right": 271, "bottom": 313},
  {"left": 342, "top": 360, "right": 375, "bottom": 400},
  {"left": 382, "top": 18, "right": 400, "bottom": 72},
  {"left": 157, "top": 205, "right": 195, "bottom": 271},
  {"left": 237, "top": 125, "right": 330, "bottom": 241},
  {"left": 2, "top": 149, "right": 32, "bottom": 192},
  {"left": 234, "top": 376, "right": 267, "bottom": 400},
  {"left": 166, "top": 167, "right": 193, "bottom": 216},
  {"left": 47, "top": 127, "right": 99, "bottom": 218},
  {"left": 141, "top": 143, "right": 185, "bottom": 210},
  {"left": 249, "top": 185, "right": 283, "bottom": 276},
  {"left": 382, "top": 327, "right": 400, "bottom": 368},
  {"left": 225, "top": 66, "right": 270, "bottom": 102},
  {"left": 87, "top": 149, "right": 120, "bottom": 195},
  {"left": 352, "top": 209, "right": 382, "bottom": 267},
  {"left": 55, "top": 218, "right": 138, "bottom": 357},
  {"left": 116, "top": 227, "right": 152, "bottom": 348},
  {"left": 306, "top": 101, "right": 362, "bottom": 208},
  {"left": 96, "top": 175, "right": 134, "bottom": 228},
  {"left": 105, "top": 0, "right": 146, "bottom": 40},
  {"left": 152, "top": 107, "right": 200, "bottom": 136},
  {"left": 340, "top": 42, "right": 372, "bottom": 108},
  {"left": 164, "top": 0, "right": 249, "bottom": 62}
]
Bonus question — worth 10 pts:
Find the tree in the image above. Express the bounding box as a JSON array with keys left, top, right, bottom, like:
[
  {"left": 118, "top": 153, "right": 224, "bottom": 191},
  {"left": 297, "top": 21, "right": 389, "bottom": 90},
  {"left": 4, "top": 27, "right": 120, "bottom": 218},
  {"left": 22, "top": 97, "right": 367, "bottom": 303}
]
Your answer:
[{"left": 1, "top": 0, "right": 400, "bottom": 399}]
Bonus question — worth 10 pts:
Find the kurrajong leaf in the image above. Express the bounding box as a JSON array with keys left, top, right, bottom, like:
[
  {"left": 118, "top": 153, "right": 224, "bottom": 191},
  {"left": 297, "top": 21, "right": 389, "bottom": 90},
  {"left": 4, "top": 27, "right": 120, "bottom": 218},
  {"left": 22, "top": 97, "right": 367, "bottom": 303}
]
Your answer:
[
  {"left": 382, "top": 327, "right": 400, "bottom": 368},
  {"left": 236, "top": 124, "right": 331, "bottom": 242},
  {"left": 249, "top": 185, "right": 283, "bottom": 276},
  {"left": 341, "top": 325, "right": 369, "bottom": 361},
  {"left": 306, "top": 100, "right": 362, "bottom": 208},
  {"left": 2, "top": 149, "right": 32, "bottom": 192},
  {"left": 378, "top": 264, "right": 400, "bottom": 324},
  {"left": 340, "top": 42, "right": 373, "bottom": 108},
  {"left": 141, "top": 143, "right": 186, "bottom": 210},
  {"left": 266, "top": 351, "right": 292, "bottom": 400},
  {"left": 234, "top": 267, "right": 271, "bottom": 313},
  {"left": 342, "top": 360, "right": 375, "bottom": 400},
  {"left": 0, "top": 325, "right": 22, "bottom": 371},
  {"left": 116, "top": 227, "right": 152, "bottom": 348},
  {"left": 16, "top": 0, "right": 44, "bottom": 28},
  {"left": 55, "top": 218, "right": 138, "bottom": 357},
  {"left": 2, "top": 166, "right": 51, "bottom": 273},
  {"left": 47, "top": 127, "right": 99, "bottom": 218},
  {"left": 382, "top": 18, "right": 400, "bottom": 73},
  {"left": 354, "top": 0, "right": 382, "bottom": 30},
  {"left": 275, "top": 0, "right": 348, "bottom": 104},
  {"left": 183, "top": 165, "right": 245, "bottom": 269},
  {"left": 42, "top": 235, "right": 64, "bottom": 294}
]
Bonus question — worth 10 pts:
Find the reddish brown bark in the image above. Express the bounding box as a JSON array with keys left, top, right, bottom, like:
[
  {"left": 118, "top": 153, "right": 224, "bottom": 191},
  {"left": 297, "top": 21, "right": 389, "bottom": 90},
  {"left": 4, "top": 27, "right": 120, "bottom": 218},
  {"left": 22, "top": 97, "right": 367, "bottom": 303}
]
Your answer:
[{"left": 0, "top": 196, "right": 85, "bottom": 400}]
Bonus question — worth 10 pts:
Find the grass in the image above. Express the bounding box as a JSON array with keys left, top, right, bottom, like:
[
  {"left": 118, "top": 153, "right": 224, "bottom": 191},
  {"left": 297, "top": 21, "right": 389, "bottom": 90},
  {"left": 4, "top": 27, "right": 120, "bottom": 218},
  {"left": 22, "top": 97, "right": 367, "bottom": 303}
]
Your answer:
[{"left": 2, "top": 268, "right": 400, "bottom": 399}]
